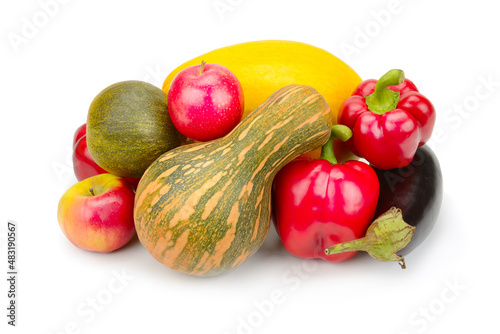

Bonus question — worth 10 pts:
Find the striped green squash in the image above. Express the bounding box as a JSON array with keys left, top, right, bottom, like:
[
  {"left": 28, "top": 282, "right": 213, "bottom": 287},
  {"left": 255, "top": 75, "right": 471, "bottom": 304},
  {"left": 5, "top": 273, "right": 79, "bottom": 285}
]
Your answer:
[{"left": 134, "top": 85, "right": 333, "bottom": 277}]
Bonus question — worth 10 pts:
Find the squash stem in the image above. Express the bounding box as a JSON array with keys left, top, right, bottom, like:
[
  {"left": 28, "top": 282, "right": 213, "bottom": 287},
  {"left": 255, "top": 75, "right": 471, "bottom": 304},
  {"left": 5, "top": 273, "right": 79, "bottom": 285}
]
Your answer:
[{"left": 319, "top": 125, "right": 352, "bottom": 165}]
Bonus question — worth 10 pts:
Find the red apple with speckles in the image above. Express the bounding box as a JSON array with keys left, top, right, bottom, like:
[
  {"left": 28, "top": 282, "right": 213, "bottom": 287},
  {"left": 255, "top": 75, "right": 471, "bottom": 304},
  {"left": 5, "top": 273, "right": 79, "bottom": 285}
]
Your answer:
[{"left": 167, "top": 61, "right": 244, "bottom": 142}]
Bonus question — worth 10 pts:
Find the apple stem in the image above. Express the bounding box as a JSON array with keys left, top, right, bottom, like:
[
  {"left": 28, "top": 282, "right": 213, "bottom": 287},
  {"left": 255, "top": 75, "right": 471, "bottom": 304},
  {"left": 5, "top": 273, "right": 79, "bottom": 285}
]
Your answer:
[
  {"left": 199, "top": 60, "right": 206, "bottom": 77},
  {"left": 89, "top": 187, "right": 95, "bottom": 196}
]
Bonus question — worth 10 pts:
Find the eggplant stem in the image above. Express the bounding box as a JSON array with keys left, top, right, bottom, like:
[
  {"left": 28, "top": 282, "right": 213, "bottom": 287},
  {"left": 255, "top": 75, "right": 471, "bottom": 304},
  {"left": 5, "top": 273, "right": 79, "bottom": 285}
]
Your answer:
[{"left": 324, "top": 207, "right": 415, "bottom": 268}]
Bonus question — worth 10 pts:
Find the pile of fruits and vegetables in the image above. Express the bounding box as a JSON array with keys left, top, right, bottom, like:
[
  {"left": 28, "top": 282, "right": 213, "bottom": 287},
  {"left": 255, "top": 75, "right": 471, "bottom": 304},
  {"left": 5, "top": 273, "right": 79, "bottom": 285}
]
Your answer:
[{"left": 57, "top": 40, "right": 443, "bottom": 277}]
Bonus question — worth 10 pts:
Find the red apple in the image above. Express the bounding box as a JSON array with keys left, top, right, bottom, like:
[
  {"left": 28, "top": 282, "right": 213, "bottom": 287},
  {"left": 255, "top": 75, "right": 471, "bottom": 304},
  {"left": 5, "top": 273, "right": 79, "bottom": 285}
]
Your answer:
[
  {"left": 73, "top": 124, "right": 140, "bottom": 189},
  {"left": 73, "top": 123, "right": 87, "bottom": 147},
  {"left": 167, "top": 61, "right": 244, "bottom": 142},
  {"left": 57, "top": 174, "right": 136, "bottom": 253},
  {"left": 74, "top": 135, "right": 108, "bottom": 180}
]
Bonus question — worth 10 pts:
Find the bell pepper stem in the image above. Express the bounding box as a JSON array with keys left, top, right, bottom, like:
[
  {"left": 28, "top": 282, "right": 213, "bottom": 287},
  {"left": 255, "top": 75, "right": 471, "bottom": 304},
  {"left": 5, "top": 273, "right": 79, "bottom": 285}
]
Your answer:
[
  {"left": 324, "top": 207, "right": 415, "bottom": 269},
  {"left": 319, "top": 125, "right": 352, "bottom": 165},
  {"left": 365, "top": 69, "right": 405, "bottom": 115},
  {"left": 320, "top": 136, "right": 337, "bottom": 164}
]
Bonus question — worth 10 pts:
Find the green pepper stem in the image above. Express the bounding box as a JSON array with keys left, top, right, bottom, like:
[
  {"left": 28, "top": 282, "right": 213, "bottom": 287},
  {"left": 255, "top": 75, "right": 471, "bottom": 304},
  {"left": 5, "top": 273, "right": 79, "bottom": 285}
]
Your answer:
[
  {"left": 319, "top": 125, "right": 353, "bottom": 165},
  {"left": 324, "top": 207, "right": 415, "bottom": 269},
  {"left": 365, "top": 69, "right": 405, "bottom": 115}
]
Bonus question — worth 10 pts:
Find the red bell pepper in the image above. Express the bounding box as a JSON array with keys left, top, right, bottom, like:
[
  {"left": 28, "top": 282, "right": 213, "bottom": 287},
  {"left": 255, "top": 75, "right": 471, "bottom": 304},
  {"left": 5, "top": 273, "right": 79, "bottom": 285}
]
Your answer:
[
  {"left": 338, "top": 69, "right": 436, "bottom": 170},
  {"left": 272, "top": 125, "right": 380, "bottom": 262}
]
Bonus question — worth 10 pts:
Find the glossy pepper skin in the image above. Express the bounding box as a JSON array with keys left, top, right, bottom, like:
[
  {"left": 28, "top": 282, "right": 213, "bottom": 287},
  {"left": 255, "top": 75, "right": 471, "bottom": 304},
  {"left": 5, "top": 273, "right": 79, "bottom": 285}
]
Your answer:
[
  {"left": 272, "top": 126, "right": 379, "bottom": 262},
  {"left": 339, "top": 69, "right": 436, "bottom": 170}
]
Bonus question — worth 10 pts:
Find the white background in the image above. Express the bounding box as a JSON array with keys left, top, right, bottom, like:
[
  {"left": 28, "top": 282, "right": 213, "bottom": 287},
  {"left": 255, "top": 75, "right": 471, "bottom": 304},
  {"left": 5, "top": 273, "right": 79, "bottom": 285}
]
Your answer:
[{"left": 1, "top": 0, "right": 499, "bottom": 333}]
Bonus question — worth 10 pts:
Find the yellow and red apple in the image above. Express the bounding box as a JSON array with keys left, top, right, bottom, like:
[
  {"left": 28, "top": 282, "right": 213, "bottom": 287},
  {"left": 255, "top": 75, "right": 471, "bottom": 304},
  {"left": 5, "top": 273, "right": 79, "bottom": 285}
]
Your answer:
[{"left": 57, "top": 174, "right": 136, "bottom": 253}]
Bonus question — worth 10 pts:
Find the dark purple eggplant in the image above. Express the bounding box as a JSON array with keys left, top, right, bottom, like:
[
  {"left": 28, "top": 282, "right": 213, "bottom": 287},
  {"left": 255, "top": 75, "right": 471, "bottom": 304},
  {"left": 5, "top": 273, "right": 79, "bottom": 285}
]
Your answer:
[{"left": 372, "top": 145, "right": 443, "bottom": 255}]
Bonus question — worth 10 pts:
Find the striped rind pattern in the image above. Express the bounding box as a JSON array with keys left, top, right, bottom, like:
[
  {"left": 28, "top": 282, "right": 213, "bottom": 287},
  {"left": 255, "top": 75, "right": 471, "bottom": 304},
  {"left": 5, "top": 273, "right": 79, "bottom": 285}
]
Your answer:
[{"left": 134, "top": 85, "right": 333, "bottom": 277}]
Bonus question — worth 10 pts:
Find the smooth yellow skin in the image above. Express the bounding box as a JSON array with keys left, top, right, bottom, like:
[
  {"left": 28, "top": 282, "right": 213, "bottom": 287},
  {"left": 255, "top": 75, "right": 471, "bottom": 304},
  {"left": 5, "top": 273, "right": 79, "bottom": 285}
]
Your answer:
[{"left": 162, "top": 40, "right": 362, "bottom": 121}]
